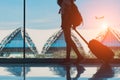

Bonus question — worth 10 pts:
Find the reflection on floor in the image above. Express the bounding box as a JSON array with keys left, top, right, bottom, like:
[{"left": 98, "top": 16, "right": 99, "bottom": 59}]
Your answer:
[{"left": 0, "top": 63, "right": 120, "bottom": 80}]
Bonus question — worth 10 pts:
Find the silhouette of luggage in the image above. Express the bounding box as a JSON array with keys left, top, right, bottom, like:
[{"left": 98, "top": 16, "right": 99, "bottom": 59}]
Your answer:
[
  {"left": 88, "top": 39, "right": 114, "bottom": 63},
  {"left": 74, "top": 29, "right": 114, "bottom": 63}
]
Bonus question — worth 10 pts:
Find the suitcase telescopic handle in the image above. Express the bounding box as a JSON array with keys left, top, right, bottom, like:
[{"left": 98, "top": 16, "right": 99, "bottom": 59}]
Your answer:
[{"left": 74, "top": 29, "right": 89, "bottom": 45}]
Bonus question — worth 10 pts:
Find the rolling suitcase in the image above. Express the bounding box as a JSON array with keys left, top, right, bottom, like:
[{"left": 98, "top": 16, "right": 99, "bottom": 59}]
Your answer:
[{"left": 74, "top": 29, "right": 114, "bottom": 63}]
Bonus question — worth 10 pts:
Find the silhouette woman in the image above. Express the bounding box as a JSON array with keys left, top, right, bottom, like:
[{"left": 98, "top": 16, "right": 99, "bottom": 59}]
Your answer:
[{"left": 57, "top": 0, "right": 84, "bottom": 63}]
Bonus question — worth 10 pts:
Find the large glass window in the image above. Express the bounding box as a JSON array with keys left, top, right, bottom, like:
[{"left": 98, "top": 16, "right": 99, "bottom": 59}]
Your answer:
[{"left": 0, "top": 0, "right": 120, "bottom": 59}]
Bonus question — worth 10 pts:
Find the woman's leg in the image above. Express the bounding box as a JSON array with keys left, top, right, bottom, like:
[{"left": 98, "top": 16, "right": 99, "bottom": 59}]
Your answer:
[
  {"left": 63, "top": 28, "right": 71, "bottom": 61},
  {"left": 63, "top": 28, "right": 84, "bottom": 62},
  {"left": 70, "top": 39, "right": 84, "bottom": 60},
  {"left": 61, "top": 11, "right": 84, "bottom": 62}
]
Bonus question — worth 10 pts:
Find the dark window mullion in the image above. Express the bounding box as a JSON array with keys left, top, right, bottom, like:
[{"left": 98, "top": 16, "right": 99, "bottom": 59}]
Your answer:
[
  {"left": 23, "top": 0, "right": 26, "bottom": 59},
  {"left": 23, "top": 0, "right": 26, "bottom": 80}
]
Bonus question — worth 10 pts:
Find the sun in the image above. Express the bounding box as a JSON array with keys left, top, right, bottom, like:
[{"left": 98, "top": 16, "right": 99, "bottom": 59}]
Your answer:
[{"left": 101, "top": 23, "right": 108, "bottom": 30}]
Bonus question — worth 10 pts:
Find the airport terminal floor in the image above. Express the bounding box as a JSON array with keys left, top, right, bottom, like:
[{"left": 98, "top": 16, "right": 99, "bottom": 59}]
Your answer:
[{"left": 0, "top": 60, "right": 120, "bottom": 80}]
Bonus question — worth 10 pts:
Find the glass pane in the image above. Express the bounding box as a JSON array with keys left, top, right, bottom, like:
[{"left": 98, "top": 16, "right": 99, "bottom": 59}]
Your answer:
[
  {"left": 26, "top": 0, "right": 120, "bottom": 59},
  {"left": 26, "top": 0, "right": 61, "bottom": 58},
  {"left": 0, "top": 0, "right": 23, "bottom": 58},
  {"left": 26, "top": 0, "right": 85, "bottom": 59}
]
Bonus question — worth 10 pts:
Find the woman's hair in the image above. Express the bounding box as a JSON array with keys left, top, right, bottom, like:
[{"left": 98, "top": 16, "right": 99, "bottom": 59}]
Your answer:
[
  {"left": 57, "top": 0, "right": 63, "bottom": 7},
  {"left": 57, "top": 0, "right": 76, "bottom": 7}
]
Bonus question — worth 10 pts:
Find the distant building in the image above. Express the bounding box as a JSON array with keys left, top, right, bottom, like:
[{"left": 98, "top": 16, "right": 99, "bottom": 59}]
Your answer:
[
  {"left": 95, "top": 27, "right": 120, "bottom": 58},
  {"left": 96, "top": 27, "right": 120, "bottom": 48},
  {"left": 41, "top": 29, "right": 86, "bottom": 58},
  {"left": 0, "top": 28, "right": 38, "bottom": 58},
  {"left": 0, "top": 27, "right": 111, "bottom": 58}
]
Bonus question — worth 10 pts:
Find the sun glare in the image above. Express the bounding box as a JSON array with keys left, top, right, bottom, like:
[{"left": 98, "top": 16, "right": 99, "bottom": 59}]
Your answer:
[{"left": 101, "top": 23, "right": 108, "bottom": 30}]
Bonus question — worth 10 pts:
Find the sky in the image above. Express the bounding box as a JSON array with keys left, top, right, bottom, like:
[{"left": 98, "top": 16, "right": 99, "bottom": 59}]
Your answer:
[{"left": 0, "top": 0, "right": 120, "bottom": 30}]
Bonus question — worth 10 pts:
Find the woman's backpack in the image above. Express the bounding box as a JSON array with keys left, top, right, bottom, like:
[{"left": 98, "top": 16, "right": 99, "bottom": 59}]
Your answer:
[
  {"left": 70, "top": 4, "right": 83, "bottom": 29},
  {"left": 57, "top": 0, "right": 83, "bottom": 29}
]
